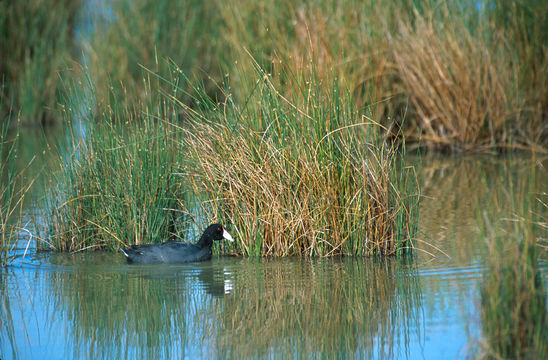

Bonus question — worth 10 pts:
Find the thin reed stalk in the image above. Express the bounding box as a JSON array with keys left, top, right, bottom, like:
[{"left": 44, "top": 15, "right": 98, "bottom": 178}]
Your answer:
[{"left": 1, "top": 115, "right": 33, "bottom": 266}]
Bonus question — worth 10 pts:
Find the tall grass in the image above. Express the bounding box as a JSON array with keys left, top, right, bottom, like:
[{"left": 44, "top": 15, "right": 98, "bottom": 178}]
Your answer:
[
  {"left": 42, "top": 60, "right": 419, "bottom": 257},
  {"left": 42, "top": 76, "right": 188, "bottom": 252},
  {"left": 477, "top": 162, "right": 547, "bottom": 358},
  {"left": 178, "top": 63, "right": 419, "bottom": 257},
  {"left": 0, "top": 0, "right": 80, "bottom": 125},
  {"left": 0, "top": 115, "right": 33, "bottom": 266}
]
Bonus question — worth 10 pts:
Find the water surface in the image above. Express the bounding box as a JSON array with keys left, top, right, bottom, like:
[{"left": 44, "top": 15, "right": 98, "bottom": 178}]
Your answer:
[{"left": 1, "top": 155, "right": 546, "bottom": 359}]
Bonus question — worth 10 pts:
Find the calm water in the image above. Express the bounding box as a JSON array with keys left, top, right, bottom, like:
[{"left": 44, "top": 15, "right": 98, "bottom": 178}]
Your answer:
[{"left": 1, "top": 151, "right": 547, "bottom": 359}]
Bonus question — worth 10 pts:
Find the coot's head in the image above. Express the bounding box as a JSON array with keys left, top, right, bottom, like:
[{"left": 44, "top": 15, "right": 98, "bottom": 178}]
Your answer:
[{"left": 204, "top": 223, "right": 234, "bottom": 243}]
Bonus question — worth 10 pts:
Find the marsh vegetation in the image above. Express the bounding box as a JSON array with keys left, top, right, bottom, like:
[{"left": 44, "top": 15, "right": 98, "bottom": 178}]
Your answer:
[
  {"left": 0, "top": 1, "right": 546, "bottom": 358},
  {"left": 2, "top": 0, "right": 546, "bottom": 150}
]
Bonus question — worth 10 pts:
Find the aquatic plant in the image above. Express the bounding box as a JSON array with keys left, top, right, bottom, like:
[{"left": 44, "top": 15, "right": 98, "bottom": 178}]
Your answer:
[
  {"left": 42, "top": 59, "right": 418, "bottom": 257},
  {"left": 478, "top": 162, "right": 547, "bottom": 358},
  {"left": 178, "top": 63, "right": 419, "bottom": 257},
  {"left": 42, "top": 76, "right": 188, "bottom": 252}
]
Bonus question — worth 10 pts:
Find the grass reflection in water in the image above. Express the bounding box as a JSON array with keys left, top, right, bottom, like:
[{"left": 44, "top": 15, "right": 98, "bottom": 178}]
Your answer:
[
  {"left": 1, "top": 256, "right": 422, "bottom": 359},
  {"left": 197, "top": 257, "right": 422, "bottom": 359}
]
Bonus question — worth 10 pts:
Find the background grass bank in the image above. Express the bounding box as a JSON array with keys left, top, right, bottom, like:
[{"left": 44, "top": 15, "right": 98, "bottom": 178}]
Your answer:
[
  {"left": 0, "top": 0, "right": 80, "bottom": 125},
  {"left": 216, "top": 0, "right": 547, "bottom": 152},
  {"left": 85, "top": 0, "right": 223, "bottom": 110},
  {"left": 2, "top": 0, "right": 546, "bottom": 152}
]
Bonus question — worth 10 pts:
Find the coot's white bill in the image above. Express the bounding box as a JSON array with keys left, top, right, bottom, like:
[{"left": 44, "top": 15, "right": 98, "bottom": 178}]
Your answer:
[{"left": 223, "top": 229, "right": 234, "bottom": 242}]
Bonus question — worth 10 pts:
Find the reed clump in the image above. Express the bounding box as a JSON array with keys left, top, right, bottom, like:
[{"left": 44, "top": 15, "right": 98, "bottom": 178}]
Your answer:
[
  {"left": 391, "top": 14, "right": 511, "bottom": 151},
  {"left": 42, "top": 78, "right": 187, "bottom": 252},
  {"left": 41, "top": 63, "right": 418, "bottom": 257},
  {"left": 0, "top": 0, "right": 80, "bottom": 125},
  {"left": 180, "top": 66, "right": 419, "bottom": 257},
  {"left": 478, "top": 164, "right": 547, "bottom": 358}
]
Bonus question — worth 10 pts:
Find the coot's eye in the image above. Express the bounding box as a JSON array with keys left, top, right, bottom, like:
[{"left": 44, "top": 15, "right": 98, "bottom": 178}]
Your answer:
[{"left": 217, "top": 227, "right": 222, "bottom": 233}]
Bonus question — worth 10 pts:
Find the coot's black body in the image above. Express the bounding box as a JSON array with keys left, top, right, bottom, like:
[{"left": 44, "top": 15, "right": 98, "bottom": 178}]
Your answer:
[{"left": 121, "top": 224, "right": 233, "bottom": 264}]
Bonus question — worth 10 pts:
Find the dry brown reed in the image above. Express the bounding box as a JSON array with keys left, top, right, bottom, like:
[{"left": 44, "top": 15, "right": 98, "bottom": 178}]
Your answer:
[
  {"left": 391, "top": 15, "right": 512, "bottom": 151},
  {"left": 179, "top": 66, "right": 418, "bottom": 257}
]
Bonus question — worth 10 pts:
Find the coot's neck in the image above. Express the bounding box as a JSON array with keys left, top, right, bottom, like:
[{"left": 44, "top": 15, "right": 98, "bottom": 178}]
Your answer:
[{"left": 197, "top": 233, "right": 213, "bottom": 249}]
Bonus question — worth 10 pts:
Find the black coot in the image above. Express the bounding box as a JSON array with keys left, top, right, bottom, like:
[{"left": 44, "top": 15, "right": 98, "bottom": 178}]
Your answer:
[{"left": 121, "top": 224, "right": 234, "bottom": 264}]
